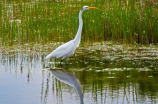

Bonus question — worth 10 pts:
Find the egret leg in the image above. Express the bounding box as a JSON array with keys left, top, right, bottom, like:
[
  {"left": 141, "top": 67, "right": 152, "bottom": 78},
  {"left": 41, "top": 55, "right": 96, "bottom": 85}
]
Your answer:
[
  {"left": 65, "top": 64, "right": 69, "bottom": 69},
  {"left": 60, "top": 60, "right": 63, "bottom": 66},
  {"left": 66, "top": 58, "right": 68, "bottom": 65}
]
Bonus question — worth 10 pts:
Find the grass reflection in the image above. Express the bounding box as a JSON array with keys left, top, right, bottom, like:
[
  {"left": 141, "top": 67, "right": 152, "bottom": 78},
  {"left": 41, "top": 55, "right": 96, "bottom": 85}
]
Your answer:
[{"left": 77, "top": 70, "right": 158, "bottom": 104}]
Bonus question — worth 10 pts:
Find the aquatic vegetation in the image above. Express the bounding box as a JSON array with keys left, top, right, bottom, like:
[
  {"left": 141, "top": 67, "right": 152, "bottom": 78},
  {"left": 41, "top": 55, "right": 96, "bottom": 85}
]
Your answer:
[
  {"left": 1, "top": 41, "right": 158, "bottom": 71},
  {"left": 0, "top": 0, "right": 158, "bottom": 45}
]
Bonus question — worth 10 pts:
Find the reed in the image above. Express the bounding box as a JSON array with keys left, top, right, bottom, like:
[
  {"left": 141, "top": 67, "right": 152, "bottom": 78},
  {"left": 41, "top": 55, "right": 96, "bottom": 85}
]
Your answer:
[{"left": 0, "top": 0, "right": 158, "bottom": 45}]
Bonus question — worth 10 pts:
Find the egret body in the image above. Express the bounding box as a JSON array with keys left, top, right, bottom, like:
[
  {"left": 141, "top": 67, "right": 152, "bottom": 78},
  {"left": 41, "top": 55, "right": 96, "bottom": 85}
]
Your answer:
[{"left": 45, "top": 6, "right": 97, "bottom": 64}]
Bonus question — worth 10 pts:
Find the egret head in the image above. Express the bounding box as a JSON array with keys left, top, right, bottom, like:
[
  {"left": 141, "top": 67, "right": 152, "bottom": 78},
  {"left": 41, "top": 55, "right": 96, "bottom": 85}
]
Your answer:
[{"left": 81, "top": 6, "right": 97, "bottom": 12}]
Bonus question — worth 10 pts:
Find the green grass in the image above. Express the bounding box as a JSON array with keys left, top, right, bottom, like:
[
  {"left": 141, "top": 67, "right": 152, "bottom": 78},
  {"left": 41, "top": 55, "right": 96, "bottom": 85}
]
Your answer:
[{"left": 0, "top": 0, "right": 158, "bottom": 45}]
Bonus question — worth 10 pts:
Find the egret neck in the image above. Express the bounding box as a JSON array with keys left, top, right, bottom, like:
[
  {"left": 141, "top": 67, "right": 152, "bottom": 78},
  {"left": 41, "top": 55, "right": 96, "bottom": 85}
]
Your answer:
[{"left": 73, "top": 10, "right": 83, "bottom": 48}]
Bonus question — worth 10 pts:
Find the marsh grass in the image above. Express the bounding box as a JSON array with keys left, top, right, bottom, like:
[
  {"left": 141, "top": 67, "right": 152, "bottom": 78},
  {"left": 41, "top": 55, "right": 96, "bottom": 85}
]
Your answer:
[{"left": 0, "top": 0, "right": 158, "bottom": 46}]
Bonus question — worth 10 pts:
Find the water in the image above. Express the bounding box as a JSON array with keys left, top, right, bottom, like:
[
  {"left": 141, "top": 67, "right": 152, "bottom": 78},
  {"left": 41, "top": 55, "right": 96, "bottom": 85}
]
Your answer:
[{"left": 0, "top": 43, "right": 158, "bottom": 104}]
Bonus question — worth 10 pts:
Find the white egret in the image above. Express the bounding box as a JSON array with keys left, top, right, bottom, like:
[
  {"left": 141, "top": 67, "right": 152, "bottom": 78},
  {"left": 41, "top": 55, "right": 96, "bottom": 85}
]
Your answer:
[{"left": 45, "top": 6, "right": 97, "bottom": 65}]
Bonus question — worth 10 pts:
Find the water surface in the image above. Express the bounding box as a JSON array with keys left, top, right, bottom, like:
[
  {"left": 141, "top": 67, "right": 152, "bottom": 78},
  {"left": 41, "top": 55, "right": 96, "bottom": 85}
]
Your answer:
[{"left": 0, "top": 44, "right": 158, "bottom": 104}]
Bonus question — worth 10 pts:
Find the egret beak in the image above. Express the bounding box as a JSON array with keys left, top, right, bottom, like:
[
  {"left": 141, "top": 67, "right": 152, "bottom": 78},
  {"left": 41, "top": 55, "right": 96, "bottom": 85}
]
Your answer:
[{"left": 88, "top": 7, "right": 98, "bottom": 9}]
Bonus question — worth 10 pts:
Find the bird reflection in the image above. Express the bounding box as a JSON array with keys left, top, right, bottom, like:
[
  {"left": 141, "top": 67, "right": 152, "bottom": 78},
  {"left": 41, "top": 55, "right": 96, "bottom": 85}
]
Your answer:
[{"left": 48, "top": 66, "right": 83, "bottom": 104}]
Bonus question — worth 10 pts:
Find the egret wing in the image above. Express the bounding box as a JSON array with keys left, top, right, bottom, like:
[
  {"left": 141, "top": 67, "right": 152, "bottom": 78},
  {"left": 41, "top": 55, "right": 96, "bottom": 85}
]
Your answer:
[
  {"left": 55, "top": 41, "right": 76, "bottom": 58},
  {"left": 45, "top": 40, "right": 76, "bottom": 59}
]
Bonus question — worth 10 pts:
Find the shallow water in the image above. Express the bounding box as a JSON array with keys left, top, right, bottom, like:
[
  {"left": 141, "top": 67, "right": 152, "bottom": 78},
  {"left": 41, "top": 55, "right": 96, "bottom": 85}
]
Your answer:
[{"left": 0, "top": 43, "right": 158, "bottom": 104}]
